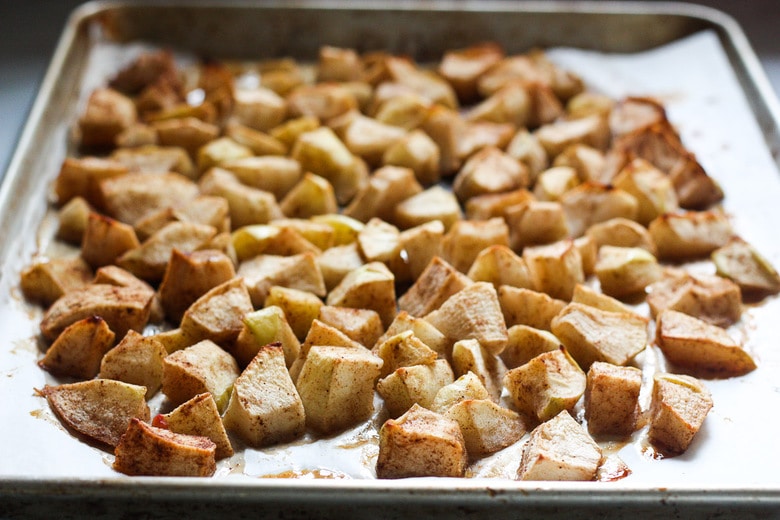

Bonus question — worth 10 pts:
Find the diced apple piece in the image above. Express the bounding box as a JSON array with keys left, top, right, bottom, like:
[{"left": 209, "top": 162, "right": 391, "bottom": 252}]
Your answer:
[
  {"left": 317, "top": 243, "right": 365, "bottom": 291},
  {"left": 327, "top": 262, "right": 397, "bottom": 328},
  {"left": 560, "top": 182, "right": 638, "bottom": 238},
  {"left": 586, "top": 217, "right": 656, "bottom": 254},
  {"left": 317, "top": 45, "right": 364, "bottom": 82},
  {"left": 595, "top": 245, "right": 662, "bottom": 299},
  {"left": 552, "top": 143, "right": 605, "bottom": 184},
  {"left": 38, "top": 379, "right": 149, "bottom": 447},
  {"left": 498, "top": 286, "right": 566, "bottom": 331},
  {"left": 613, "top": 158, "right": 679, "bottom": 226},
  {"left": 289, "top": 319, "right": 365, "bottom": 382},
  {"left": 504, "top": 347, "right": 585, "bottom": 422},
  {"left": 291, "top": 126, "right": 368, "bottom": 204},
  {"left": 332, "top": 112, "right": 407, "bottom": 167},
  {"left": 162, "top": 339, "right": 240, "bottom": 411},
  {"left": 399, "top": 256, "right": 472, "bottom": 318},
  {"left": 225, "top": 122, "right": 287, "bottom": 156},
  {"left": 231, "top": 224, "right": 319, "bottom": 262},
  {"left": 231, "top": 86, "right": 287, "bottom": 131},
  {"left": 430, "top": 372, "right": 491, "bottom": 414},
  {"left": 287, "top": 83, "right": 358, "bottom": 121},
  {"left": 223, "top": 344, "right": 305, "bottom": 447},
  {"left": 233, "top": 306, "right": 301, "bottom": 368},
  {"left": 221, "top": 156, "right": 302, "bottom": 200},
  {"left": 442, "top": 218, "right": 509, "bottom": 274},
  {"left": 54, "top": 157, "right": 127, "bottom": 207},
  {"left": 646, "top": 269, "right": 742, "bottom": 328},
  {"left": 517, "top": 410, "right": 602, "bottom": 481},
  {"left": 438, "top": 42, "right": 504, "bottom": 103},
  {"left": 377, "top": 359, "right": 454, "bottom": 417},
  {"left": 451, "top": 338, "right": 504, "bottom": 401},
  {"left": 39, "top": 316, "right": 115, "bottom": 379},
  {"left": 648, "top": 373, "right": 713, "bottom": 455},
  {"left": 500, "top": 325, "right": 562, "bottom": 369},
  {"left": 394, "top": 185, "right": 463, "bottom": 231},
  {"left": 158, "top": 249, "right": 236, "bottom": 324},
  {"left": 656, "top": 309, "right": 756, "bottom": 377},
  {"left": 467, "top": 244, "right": 534, "bottom": 290},
  {"left": 318, "top": 305, "right": 384, "bottom": 349},
  {"left": 453, "top": 147, "right": 528, "bottom": 202},
  {"left": 99, "top": 330, "right": 167, "bottom": 398},
  {"left": 571, "top": 283, "right": 641, "bottom": 318},
  {"left": 506, "top": 129, "right": 548, "bottom": 185},
  {"left": 296, "top": 345, "right": 382, "bottom": 434},
  {"left": 110, "top": 145, "right": 195, "bottom": 178},
  {"left": 375, "top": 330, "right": 438, "bottom": 378},
  {"left": 536, "top": 115, "right": 609, "bottom": 159},
  {"left": 466, "top": 82, "right": 530, "bottom": 127},
  {"left": 270, "top": 218, "right": 334, "bottom": 251},
  {"left": 40, "top": 284, "right": 152, "bottom": 342},
  {"left": 270, "top": 115, "right": 320, "bottom": 148},
  {"left": 551, "top": 303, "right": 648, "bottom": 369},
  {"left": 199, "top": 167, "right": 283, "bottom": 228},
  {"left": 344, "top": 166, "right": 422, "bottom": 223},
  {"left": 265, "top": 286, "right": 324, "bottom": 341},
  {"left": 523, "top": 240, "right": 584, "bottom": 300},
  {"left": 57, "top": 196, "right": 93, "bottom": 244},
  {"left": 649, "top": 210, "right": 733, "bottom": 261},
  {"left": 114, "top": 418, "right": 216, "bottom": 477},
  {"left": 118, "top": 222, "right": 217, "bottom": 282},
  {"left": 505, "top": 200, "right": 569, "bottom": 251},
  {"left": 375, "top": 311, "right": 449, "bottom": 358},
  {"left": 157, "top": 393, "right": 233, "bottom": 460},
  {"left": 239, "top": 253, "right": 326, "bottom": 307},
  {"left": 356, "top": 218, "right": 406, "bottom": 278},
  {"left": 398, "top": 220, "right": 445, "bottom": 281},
  {"left": 280, "top": 172, "right": 340, "bottom": 218},
  {"left": 180, "top": 278, "right": 253, "bottom": 346},
  {"left": 197, "top": 137, "right": 253, "bottom": 172},
  {"left": 78, "top": 87, "right": 137, "bottom": 149},
  {"left": 425, "top": 282, "right": 508, "bottom": 355},
  {"left": 377, "top": 404, "right": 466, "bottom": 479},
  {"left": 533, "top": 166, "right": 580, "bottom": 202},
  {"left": 465, "top": 188, "right": 535, "bottom": 221},
  {"left": 382, "top": 129, "right": 441, "bottom": 186},
  {"left": 609, "top": 97, "right": 667, "bottom": 137},
  {"left": 81, "top": 213, "right": 141, "bottom": 269},
  {"left": 20, "top": 257, "right": 93, "bottom": 307},
  {"left": 445, "top": 399, "right": 526, "bottom": 457},
  {"left": 584, "top": 362, "right": 642, "bottom": 436},
  {"left": 100, "top": 172, "right": 199, "bottom": 225},
  {"left": 153, "top": 117, "right": 220, "bottom": 156},
  {"left": 386, "top": 56, "right": 458, "bottom": 109},
  {"left": 712, "top": 237, "right": 780, "bottom": 297}
]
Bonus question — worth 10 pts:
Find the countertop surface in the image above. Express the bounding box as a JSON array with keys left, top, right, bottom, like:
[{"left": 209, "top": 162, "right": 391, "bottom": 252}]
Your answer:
[{"left": 1, "top": 0, "right": 779, "bottom": 179}]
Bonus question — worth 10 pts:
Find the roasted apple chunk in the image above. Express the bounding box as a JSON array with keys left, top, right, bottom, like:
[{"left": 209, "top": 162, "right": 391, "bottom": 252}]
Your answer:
[
  {"left": 114, "top": 418, "right": 216, "bottom": 477},
  {"left": 655, "top": 309, "right": 756, "bottom": 377},
  {"left": 38, "top": 379, "right": 149, "bottom": 447},
  {"left": 517, "top": 410, "right": 602, "bottom": 481},
  {"left": 223, "top": 344, "right": 306, "bottom": 447},
  {"left": 161, "top": 339, "right": 240, "bottom": 411},
  {"left": 648, "top": 373, "right": 713, "bottom": 455},
  {"left": 296, "top": 345, "right": 383, "bottom": 434},
  {"left": 156, "top": 393, "right": 233, "bottom": 460},
  {"left": 20, "top": 256, "right": 93, "bottom": 307},
  {"left": 504, "top": 347, "right": 586, "bottom": 423},
  {"left": 376, "top": 404, "right": 467, "bottom": 479},
  {"left": 39, "top": 316, "right": 115, "bottom": 379},
  {"left": 584, "top": 362, "right": 642, "bottom": 437},
  {"left": 377, "top": 359, "right": 454, "bottom": 418},
  {"left": 99, "top": 330, "right": 167, "bottom": 398}
]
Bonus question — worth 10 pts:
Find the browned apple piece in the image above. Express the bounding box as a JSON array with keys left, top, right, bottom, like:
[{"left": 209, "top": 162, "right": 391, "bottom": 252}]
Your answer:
[
  {"left": 118, "top": 222, "right": 217, "bottom": 282},
  {"left": 39, "top": 316, "right": 115, "bottom": 379},
  {"left": 318, "top": 305, "right": 383, "bottom": 349},
  {"left": 199, "top": 167, "right": 283, "bottom": 228},
  {"left": 647, "top": 269, "right": 742, "bottom": 328},
  {"left": 648, "top": 373, "right": 713, "bottom": 455},
  {"left": 453, "top": 146, "right": 528, "bottom": 202},
  {"left": 158, "top": 249, "right": 236, "bottom": 324},
  {"left": 180, "top": 277, "right": 253, "bottom": 346},
  {"left": 20, "top": 257, "right": 93, "bottom": 307},
  {"left": 157, "top": 393, "right": 233, "bottom": 460},
  {"left": 38, "top": 379, "right": 150, "bottom": 447},
  {"left": 100, "top": 330, "right": 167, "bottom": 398},
  {"left": 81, "top": 213, "right": 141, "bottom": 269},
  {"left": 113, "top": 418, "right": 216, "bottom": 477},
  {"left": 78, "top": 87, "right": 137, "bottom": 149},
  {"left": 55, "top": 157, "right": 128, "bottom": 207},
  {"left": 100, "top": 172, "right": 199, "bottom": 226},
  {"left": 40, "top": 284, "right": 152, "bottom": 342}
]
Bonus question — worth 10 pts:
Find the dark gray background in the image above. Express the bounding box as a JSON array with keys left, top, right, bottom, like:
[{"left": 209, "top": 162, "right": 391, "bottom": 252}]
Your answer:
[{"left": 2, "top": 0, "right": 778, "bottom": 178}]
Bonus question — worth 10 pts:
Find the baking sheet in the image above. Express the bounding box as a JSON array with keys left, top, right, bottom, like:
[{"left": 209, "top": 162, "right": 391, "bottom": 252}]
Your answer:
[{"left": 2, "top": 1, "right": 780, "bottom": 516}]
